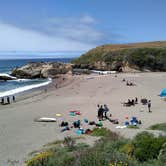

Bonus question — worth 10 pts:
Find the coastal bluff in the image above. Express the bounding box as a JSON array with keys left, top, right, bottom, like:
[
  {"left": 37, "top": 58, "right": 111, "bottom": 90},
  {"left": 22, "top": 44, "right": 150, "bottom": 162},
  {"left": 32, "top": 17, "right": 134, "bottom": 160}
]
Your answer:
[
  {"left": 11, "top": 62, "right": 73, "bottom": 79},
  {"left": 72, "top": 41, "right": 166, "bottom": 72}
]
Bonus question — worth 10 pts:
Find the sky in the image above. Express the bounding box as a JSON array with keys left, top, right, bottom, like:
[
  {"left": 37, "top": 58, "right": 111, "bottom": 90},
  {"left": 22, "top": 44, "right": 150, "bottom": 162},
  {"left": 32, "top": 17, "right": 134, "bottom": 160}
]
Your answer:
[{"left": 0, "top": 0, "right": 166, "bottom": 58}]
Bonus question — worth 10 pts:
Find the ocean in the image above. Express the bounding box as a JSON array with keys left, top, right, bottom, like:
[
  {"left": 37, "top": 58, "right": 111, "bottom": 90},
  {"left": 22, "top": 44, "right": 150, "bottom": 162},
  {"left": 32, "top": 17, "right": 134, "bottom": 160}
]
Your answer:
[{"left": 0, "top": 58, "right": 74, "bottom": 97}]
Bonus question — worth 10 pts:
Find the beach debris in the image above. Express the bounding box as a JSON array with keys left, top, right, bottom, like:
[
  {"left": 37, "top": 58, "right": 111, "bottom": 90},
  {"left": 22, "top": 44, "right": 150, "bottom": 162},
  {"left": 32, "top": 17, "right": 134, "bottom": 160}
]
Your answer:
[
  {"left": 76, "top": 128, "right": 84, "bottom": 135},
  {"left": 69, "top": 110, "right": 81, "bottom": 116},
  {"left": 85, "top": 129, "right": 93, "bottom": 134},
  {"left": 89, "top": 121, "right": 96, "bottom": 125},
  {"left": 96, "top": 121, "right": 103, "bottom": 127},
  {"left": 34, "top": 117, "right": 56, "bottom": 122},
  {"left": 56, "top": 113, "right": 62, "bottom": 117},
  {"left": 61, "top": 126, "right": 70, "bottom": 132},
  {"left": 70, "top": 112, "right": 76, "bottom": 116},
  {"left": 84, "top": 118, "right": 89, "bottom": 123},
  {"left": 116, "top": 125, "right": 127, "bottom": 129}
]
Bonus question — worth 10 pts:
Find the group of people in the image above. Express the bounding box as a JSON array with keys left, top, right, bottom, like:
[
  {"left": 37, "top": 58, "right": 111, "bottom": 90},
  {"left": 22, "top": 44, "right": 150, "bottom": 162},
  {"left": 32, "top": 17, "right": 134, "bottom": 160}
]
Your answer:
[
  {"left": 125, "top": 97, "right": 138, "bottom": 106},
  {"left": 0, "top": 96, "right": 16, "bottom": 105},
  {"left": 97, "top": 104, "right": 109, "bottom": 120},
  {"left": 122, "top": 79, "right": 135, "bottom": 86}
]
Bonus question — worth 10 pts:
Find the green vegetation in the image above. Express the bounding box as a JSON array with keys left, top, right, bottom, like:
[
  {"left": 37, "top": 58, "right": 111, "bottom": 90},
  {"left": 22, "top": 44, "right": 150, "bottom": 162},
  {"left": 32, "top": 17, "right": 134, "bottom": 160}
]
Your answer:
[
  {"left": 72, "top": 41, "right": 166, "bottom": 71},
  {"left": 26, "top": 128, "right": 166, "bottom": 166},
  {"left": 127, "top": 125, "right": 139, "bottom": 129},
  {"left": 91, "top": 127, "right": 113, "bottom": 137},
  {"left": 149, "top": 123, "right": 166, "bottom": 132}
]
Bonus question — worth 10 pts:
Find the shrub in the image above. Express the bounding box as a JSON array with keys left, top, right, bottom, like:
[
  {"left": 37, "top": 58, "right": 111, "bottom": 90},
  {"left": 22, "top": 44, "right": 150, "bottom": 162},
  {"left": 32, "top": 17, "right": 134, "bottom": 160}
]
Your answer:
[
  {"left": 149, "top": 123, "right": 166, "bottom": 132},
  {"left": 158, "top": 142, "right": 166, "bottom": 163},
  {"left": 120, "top": 143, "right": 135, "bottom": 158},
  {"left": 132, "top": 132, "right": 166, "bottom": 162},
  {"left": 92, "top": 128, "right": 120, "bottom": 141},
  {"left": 63, "top": 136, "right": 76, "bottom": 150},
  {"left": 26, "top": 151, "right": 53, "bottom": 166},
  {"left": 46, "top": 149, "right": 75, "bottom": 166},
  {"left": 74, "top": 149, "right": 109, "bottom": 166}
]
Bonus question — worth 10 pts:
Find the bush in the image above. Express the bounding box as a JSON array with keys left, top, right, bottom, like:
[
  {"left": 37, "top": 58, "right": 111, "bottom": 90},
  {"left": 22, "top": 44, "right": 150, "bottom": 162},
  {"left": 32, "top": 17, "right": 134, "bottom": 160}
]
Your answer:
[
  {"left": 63, "top": 136, "right": 76, "bottom": 150},
  {"left": 132, "top": 132, "right": 166, "bottom": 162},
  {"left": 149, "top": 123, "right": 166, "bottom": 132},
  {"left": 26, "top": 151, "right": 53, "bottom": 166},
  {"left": 26, "top": 131, "right": 166, "bottom": 166},
  {"left": 120, "top": 143, "right": 135, "bottom": 158},
  {"left": 46, "top": 149, "right": 75, "bottom": 166},
  {"left": 158, "top": 142, "right": 166, "bottom": 163},
  {"left": 92, "top": 128, "right": 120, "bottom": 140},
  {"left": 74, "top": 149, "right": 109, "bottom": 166}
]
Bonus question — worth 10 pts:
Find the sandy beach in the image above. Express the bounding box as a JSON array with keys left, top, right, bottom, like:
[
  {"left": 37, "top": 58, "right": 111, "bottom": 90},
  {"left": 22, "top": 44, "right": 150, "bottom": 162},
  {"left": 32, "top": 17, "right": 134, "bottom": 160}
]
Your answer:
[{"left": 0, "top": 72, "right": 166, "bottom": 165}]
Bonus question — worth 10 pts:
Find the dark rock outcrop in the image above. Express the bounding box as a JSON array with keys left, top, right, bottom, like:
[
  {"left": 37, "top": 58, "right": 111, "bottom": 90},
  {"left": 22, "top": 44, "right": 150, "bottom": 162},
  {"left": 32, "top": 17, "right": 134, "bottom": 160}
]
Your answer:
[{"left": 11, "top": 62, "right": 73, "bottom": 79}]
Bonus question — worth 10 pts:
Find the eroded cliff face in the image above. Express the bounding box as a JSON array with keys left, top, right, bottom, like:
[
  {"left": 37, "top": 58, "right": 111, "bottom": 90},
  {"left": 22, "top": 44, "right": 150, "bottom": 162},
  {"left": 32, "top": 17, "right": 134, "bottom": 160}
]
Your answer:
[
  {"left": 72, "top": 41, "right": 166, "bottom": 72},
  {"left": 11, "top": 62, "right": 73, "bottom": 79}
]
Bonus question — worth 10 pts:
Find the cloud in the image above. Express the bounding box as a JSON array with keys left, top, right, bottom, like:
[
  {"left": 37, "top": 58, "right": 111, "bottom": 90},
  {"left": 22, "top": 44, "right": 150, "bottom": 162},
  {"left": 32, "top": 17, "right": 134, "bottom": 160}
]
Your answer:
[
  {"left": 41, "top": 15, "right": 104, "bottom": 44},
  {"left": 0, "top": 20, "right": 96, "bottom": 52},
  {"left": 0, "top": 15, "right": 121, "bottom": 55}
]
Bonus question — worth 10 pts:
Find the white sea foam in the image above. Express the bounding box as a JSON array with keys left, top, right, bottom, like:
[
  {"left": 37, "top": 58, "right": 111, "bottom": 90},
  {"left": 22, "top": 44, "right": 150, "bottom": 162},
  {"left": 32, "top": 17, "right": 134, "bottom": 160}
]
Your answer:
[
  {"left": 0, "top": 73, "right": 17, "bottom": 79},
  {"left": 0, "top": 78, "right": 52, "bottom": 98}
]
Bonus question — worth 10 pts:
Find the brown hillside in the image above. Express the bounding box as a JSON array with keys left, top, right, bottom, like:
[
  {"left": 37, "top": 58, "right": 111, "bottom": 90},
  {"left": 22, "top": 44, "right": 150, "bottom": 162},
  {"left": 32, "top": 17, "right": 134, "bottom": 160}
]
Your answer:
[{"left": 90, "top": 41, "right": 166, "bottom": 53}]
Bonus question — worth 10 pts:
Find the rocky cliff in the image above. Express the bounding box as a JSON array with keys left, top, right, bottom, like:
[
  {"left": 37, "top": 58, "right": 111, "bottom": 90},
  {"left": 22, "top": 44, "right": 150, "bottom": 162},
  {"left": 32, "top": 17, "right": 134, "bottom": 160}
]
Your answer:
[
  {"left": 11, "top": 62, "right": 73, "bottom": 79},
  {"left": 72, "top": 41, "right": 166, "bottom": 72}
]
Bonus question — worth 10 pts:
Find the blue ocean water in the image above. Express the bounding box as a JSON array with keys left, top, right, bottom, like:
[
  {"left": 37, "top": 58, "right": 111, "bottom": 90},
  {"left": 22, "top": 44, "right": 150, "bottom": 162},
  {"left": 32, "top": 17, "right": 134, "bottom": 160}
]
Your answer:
[{"left": 0, "top": 58, "right": 74, "bottom": 95}]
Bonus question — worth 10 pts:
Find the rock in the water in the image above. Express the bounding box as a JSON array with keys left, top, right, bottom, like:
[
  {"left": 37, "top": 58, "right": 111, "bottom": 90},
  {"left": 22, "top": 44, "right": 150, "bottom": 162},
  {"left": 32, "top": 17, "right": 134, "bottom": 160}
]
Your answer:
[{"left": 11, "top": 62, "right": 73, "bottom": 79}]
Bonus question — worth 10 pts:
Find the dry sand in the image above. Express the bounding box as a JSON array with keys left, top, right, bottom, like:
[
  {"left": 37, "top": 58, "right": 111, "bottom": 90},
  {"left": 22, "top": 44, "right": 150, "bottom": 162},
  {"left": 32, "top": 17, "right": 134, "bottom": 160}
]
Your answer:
[{"left": 0, "top": 72, "right": 166, "bottom": 165}]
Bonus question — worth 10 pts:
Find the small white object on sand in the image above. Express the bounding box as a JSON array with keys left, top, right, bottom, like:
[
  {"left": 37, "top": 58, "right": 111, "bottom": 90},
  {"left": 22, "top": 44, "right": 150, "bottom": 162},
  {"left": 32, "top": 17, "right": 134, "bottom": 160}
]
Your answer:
[
  {"left": 116, "top": 125, "right": 127, "bottom": 129},
  {"left": 35, "top": 117, "right": 56, "bottom": 122}
]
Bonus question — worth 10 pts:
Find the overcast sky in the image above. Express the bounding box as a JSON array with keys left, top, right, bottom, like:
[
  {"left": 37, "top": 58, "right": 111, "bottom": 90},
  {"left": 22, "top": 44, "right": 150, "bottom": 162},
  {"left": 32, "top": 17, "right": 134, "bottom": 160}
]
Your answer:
[{"left": 0, "top": 0, "right": 166, "bottom": 58}]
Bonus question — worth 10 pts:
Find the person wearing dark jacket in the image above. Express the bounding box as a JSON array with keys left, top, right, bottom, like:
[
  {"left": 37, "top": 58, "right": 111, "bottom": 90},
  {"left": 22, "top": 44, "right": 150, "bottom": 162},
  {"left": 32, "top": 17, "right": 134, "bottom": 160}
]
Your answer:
[
  {"left": 7, "top": 96, "right": 10, "bottom": 104},
  {"left": 148, "top": 100, "right": 151, "bottom": 112},
  {"left": 103, "top": 104, "right": 109, "bottom": 119},
  {"left": 98, "top": 105, "right": 104, "bottom": 120}
]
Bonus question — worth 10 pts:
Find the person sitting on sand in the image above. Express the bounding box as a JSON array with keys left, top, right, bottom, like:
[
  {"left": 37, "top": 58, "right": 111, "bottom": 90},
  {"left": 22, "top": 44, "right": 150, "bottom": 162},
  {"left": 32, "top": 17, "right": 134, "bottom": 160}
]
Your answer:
[
  {"left": 128, "top": 99, "right": 131, "bottom": 104},
  {"left": 129, "top": 82, "right": 133, "bottom": 86},
  {"left": 126, "top": 81, "right": 129, "bottom": 86},
  {"left": 131, "top": 99, "right": 135, "bottom": 106}
]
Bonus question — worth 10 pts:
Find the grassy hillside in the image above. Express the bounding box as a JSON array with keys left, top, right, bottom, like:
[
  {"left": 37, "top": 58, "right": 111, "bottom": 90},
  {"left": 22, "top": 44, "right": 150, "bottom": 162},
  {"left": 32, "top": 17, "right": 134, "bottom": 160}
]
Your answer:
[
  {"left": 26, "top": 129, "right": 166, "bottom": 166},
  {"left": 72, "top": 41, "right": 166, "bottom": 71}
]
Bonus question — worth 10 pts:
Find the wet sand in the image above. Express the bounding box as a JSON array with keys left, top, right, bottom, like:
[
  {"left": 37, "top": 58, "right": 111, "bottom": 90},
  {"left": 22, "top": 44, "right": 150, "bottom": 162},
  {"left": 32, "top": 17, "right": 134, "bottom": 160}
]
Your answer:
[{"left": 0, "top": 73, "right": 166, "bottom": 165}]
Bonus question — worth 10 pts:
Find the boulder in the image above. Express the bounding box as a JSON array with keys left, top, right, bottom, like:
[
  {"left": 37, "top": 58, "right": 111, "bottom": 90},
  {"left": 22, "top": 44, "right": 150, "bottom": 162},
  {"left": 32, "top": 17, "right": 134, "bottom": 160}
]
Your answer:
[{"left": 11, "top": 62, "right": 73, "bottom": 79}]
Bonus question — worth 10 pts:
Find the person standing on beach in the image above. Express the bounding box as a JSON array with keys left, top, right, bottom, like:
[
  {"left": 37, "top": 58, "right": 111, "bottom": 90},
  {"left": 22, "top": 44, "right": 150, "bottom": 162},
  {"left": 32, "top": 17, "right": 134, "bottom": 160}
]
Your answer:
[
  {"left": 7, "top": 96, "right": 10, "bottom": 104},
  {"left": 13, "top": 96, "right": 16, "bottom": 102},
  {"left": 148, "top": 100, "right": 151, "bottom": 112},
  {"left": 98, "top": 105, "right": 104, "bottom": 120},
  {"left": 1, "top": 97, "right": 4, "bottom": 105},
  {"left": 103, "top": 104, "right": 109, "bottom": 119}
]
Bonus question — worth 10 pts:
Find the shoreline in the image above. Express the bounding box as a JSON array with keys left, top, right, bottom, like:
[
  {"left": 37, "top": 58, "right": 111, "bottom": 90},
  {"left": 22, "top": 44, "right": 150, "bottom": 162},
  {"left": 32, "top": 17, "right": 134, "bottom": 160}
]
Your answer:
[{"left": 0, "top": 74, "right": 74, "bottom": 106}]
